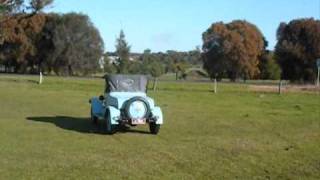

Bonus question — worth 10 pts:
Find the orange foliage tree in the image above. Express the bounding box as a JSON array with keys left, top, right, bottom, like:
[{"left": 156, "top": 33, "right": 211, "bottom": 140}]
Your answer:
[
  {"left": 0, "top": 13, "right": 47, "bottom": 73},
  {"left": 202, "top": 20, "right": 265, "bottom": 81}
]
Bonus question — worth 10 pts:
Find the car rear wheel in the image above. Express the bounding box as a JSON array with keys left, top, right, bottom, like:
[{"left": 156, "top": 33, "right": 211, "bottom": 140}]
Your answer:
[
  {"left": 105, "top": 109, "right": 117, "bottom": 134},
  {"left": 149, "top": 122, "right": 160, "bottom": 135},
  {"left": 91, "top": 108, "right": 98, "bottom": 124}
]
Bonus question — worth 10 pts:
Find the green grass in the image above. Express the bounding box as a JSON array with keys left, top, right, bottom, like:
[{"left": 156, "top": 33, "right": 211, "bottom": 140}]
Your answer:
[{"left": 0, "top": 75, "right": 319, "bottom": 179}]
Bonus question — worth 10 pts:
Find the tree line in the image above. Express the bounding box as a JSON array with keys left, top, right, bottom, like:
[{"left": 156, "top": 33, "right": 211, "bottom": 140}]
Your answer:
[
  {"left": 103, "top": 30, "right": 201, "bottom": 80},
  {"left": 103, "top": 31, "right": 202, "bottom": 91},
  {"left": 202, "top": 19, "right": 320, "bottom": 82},
  {"left": 111, "top": 18, "right": 320, "bottom": 83},
  {"left": 1, "top": 1, "right": 320, "bottom": 82},
  {"left": 0, "top": 0, "right": 104, "bottom": 75}
]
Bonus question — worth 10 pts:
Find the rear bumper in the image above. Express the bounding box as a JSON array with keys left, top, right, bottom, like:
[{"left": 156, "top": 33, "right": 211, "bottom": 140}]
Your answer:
[{"left": 117, "top": 117, "right": 158, "bottom": 125}]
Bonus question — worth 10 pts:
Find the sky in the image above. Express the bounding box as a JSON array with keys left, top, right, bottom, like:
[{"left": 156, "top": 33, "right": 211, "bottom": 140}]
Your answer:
[{"left": 47, "top": 0, "right": 320, "bottom": 53}]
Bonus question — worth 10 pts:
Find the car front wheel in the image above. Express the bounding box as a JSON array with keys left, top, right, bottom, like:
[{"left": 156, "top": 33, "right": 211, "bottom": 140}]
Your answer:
[
  {"left": 149, "top": 122, "right": 160, "bottom": 135},
  {"left": 91, "top": 108, "right": 98, "bottom": 124},
  {"left": 105, "top": 109, "right": 117, "bottom": 134}
]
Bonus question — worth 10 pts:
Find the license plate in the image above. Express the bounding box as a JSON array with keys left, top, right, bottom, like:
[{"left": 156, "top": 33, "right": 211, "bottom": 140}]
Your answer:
[{"left": 132, "top": 118, "right": 146, "bottom": 125}]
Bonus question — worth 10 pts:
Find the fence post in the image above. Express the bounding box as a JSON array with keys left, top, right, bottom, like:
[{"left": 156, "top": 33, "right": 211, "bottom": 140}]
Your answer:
[
  {"left": 316, "top": 59, "right": 320, "bottom": 87},
  {"left": 317, "top": 67, "right": 320, "bottom": 87},
  {"left": 39, "top": 71, "right": 43, "bottom": 85},
  {"left": 214, "top": 78, "right": 217, "bottom": 94},
  {"left": 278, "top": 80, "right": 282, "bottom": 94}
]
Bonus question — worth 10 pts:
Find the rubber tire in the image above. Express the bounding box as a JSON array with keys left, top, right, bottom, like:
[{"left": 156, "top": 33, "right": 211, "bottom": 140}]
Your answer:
[
  {"left": 105, "top": 109, "right": 117, "bottom": 135},
  {"left": 149, "top": 122, "right": 160, "bottom": 135},
  {"left": 91, "top": 108, "right": 98, "bottom": 124},
  {"left": 124, "top": 97, "right": 151, "bottom": 119}
]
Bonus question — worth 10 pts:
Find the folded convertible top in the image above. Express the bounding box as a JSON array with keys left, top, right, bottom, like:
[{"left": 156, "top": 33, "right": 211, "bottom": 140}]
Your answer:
[{"left": 105, "top": 74, "right": 148, "bottom": 92}]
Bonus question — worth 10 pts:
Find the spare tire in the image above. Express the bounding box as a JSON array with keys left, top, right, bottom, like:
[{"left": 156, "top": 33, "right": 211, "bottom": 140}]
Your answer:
[{"left": 124, "top": 96, "right": 151, "bottom": 119}]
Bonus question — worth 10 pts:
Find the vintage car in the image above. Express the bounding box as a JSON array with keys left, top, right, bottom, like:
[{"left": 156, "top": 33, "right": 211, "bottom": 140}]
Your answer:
[{"left": 89, "top": 74, "right": 163, "bottom": 134}]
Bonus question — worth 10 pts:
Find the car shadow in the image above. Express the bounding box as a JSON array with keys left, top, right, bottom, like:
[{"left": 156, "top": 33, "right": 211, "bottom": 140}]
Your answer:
[{"left": 26, "top": 116, "right": 151, "bottom": 135}]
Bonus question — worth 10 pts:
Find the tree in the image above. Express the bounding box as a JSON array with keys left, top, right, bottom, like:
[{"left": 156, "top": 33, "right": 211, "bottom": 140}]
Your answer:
[
  {"left": 0, "top": 13, "right": 47, "bottom": 73},
  {"left": 40, "top": 13, "right": 104, "bottom": 75},
  {"left": 0, "top": 0, "right": 52, "bottom": 15},
  {"left": 115, "top": 30, "right": 131, "bottom": 73},
  {"left": 275, "top": 18, "right": 320, "bottom": 82},
  {"left": 0, "top": 0, "right": 24, "bottom": 14},
  {"left": 0, "top": 1, "right": 103, "bottom": 76},
  {"left": 0, "top": 0, "right": 53, "bottom": 74},
  {"left": 175, "top": 62, "right": 190, "bottom": 80},
  {"left": 0, "top": 0, "right": 24, "bottom": 62},
  {"left": 166, "top": 50, "right": 186, "bottom": 80},
  {"left": 259, "top": 51, "right": 281, "bottom": 80},
  {"left": 149, "top": 60, "right": 165, "bottom": 91},
  {"left": 141, "top": 49, "right": 165, "bottom": 91},
  {"left": 202, "top": 20, "right": 265, "bottom": 81},
  {"left": 137, "top": 50, "right": 198, "bottom": 78},
  {"left": 187, "top": 46, "right": 202, "bottom": 65},
  {"left": 29, "top": 0, "right": 53, "bottom": 13}
]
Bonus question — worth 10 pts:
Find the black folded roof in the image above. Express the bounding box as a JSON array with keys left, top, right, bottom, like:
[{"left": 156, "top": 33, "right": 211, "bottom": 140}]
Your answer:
[{"left": 105, "top": 74, "right": 148, "bottom": 92}]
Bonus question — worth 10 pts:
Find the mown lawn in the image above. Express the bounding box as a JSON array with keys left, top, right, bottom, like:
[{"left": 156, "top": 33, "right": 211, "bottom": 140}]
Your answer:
[{"left": 0, "top": 75, "right": 319, "bottom": 179}]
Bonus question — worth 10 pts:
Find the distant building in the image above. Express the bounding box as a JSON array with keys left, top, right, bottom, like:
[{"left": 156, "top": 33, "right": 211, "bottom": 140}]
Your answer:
[
  {"left": 98, "top": 57, "right": 105, "bottom": 69},
  {"left": 105, "top": 52, "right": 142, "bottom": 64}
]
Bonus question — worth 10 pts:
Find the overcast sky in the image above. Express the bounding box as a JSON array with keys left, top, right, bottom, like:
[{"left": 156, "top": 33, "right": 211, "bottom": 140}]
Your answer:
[{"left": 47, "top": 0, "right": 320, "bottom": 53}]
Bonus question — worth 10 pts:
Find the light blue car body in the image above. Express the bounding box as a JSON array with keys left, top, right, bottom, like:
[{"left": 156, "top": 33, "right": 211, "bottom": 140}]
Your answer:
[{"left": 90, "top": 92, "right": 163, "bottom": 125}]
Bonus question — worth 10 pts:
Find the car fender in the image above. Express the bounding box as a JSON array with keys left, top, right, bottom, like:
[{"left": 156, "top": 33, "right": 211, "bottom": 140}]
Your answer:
[
  {"left": 90, "top": 97, "right": 104, "bottom": 118},
  {"left": 152, "top": 106, "right": 163, "bottom": 125},
  {"left": 146, "top": 97, "right": 155, "bottom": 109},
  {"left": 107, "top": 106, "right": 120, "bottom": 125}
]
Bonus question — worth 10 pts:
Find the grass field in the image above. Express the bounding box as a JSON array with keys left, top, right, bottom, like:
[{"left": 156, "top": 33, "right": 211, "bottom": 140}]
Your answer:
[{"left": 0, "top": 75, "right": 319, "bottom": 179}]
